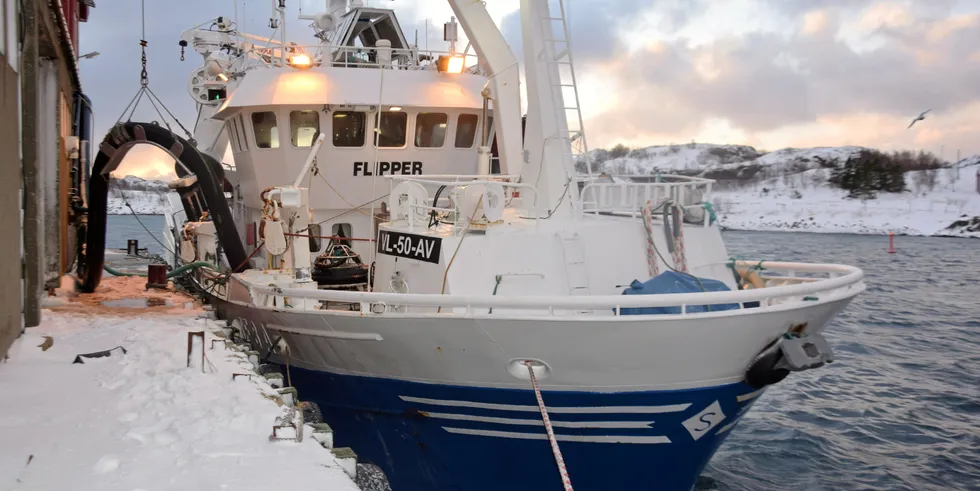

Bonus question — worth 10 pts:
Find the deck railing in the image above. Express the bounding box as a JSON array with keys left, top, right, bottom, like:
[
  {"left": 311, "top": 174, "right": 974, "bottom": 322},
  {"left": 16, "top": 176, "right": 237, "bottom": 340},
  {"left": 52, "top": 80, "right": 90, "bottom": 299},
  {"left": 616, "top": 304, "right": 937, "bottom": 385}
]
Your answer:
[
  {"left": 244, "top": 261, "right": 864, "bottom": 318},
  {"left": 579, "top": 175, "right": 714, "bottom": 219},
  {"left": 241, "top": 43, "right": 482, "bottom": 72}
]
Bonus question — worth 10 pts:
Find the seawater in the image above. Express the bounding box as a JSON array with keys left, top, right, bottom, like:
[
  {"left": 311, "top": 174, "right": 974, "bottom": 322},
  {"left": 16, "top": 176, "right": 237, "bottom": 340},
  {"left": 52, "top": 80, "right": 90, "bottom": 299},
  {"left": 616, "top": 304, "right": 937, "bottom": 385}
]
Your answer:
[
  {"left": 105, "top": 216, "right": 980, "bottom": 490},
  {"left": 705, "top": 232, "right": 980, "bottom": 491},
  {"left": 106, "top": 214, "right": 167, "bottom": 256}
]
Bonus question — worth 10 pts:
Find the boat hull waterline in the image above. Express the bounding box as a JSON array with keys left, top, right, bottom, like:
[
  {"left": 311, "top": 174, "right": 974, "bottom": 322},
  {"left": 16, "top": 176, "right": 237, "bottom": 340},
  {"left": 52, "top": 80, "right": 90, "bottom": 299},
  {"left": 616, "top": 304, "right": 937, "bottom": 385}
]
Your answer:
[{"left": 215, "top": 291, "right": 858, "bottom": 491}]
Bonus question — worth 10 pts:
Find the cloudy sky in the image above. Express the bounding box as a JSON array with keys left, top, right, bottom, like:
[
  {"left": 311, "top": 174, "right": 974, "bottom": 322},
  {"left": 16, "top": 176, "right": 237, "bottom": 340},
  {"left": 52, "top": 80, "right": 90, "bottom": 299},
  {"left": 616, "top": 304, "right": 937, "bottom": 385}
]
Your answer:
[{"left": 79, "top": 0, "right": 980, "bottom": 179}]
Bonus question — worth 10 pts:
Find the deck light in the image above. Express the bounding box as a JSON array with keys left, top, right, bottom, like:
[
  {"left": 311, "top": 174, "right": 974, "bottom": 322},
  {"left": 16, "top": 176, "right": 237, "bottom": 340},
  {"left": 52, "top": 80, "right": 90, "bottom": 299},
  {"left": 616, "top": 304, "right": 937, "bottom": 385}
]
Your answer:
[
  {"left": 217, "top": 73, "right": 229, "bottom": 82},
  {"left": 437, "top": 55, "right": 465, "bottom": 74},
  {"left": 288, "top": 53, "right": 313, "bottom": 69},
  {"left": 389, "top": 106, "right": 402, "bottom": 111}
]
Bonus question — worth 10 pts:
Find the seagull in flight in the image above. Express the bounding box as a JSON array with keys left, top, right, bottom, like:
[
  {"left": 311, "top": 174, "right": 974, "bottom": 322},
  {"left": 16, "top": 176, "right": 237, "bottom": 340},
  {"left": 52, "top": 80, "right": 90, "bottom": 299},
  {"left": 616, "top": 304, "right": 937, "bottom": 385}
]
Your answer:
[{"left": 907, "top": 109, "right": 931, "bottom": 129}]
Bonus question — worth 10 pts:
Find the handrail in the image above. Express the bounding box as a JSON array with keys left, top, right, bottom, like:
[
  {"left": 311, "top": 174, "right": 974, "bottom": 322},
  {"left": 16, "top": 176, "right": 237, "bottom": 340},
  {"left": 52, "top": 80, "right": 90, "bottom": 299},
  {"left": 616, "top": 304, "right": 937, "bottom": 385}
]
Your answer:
[
  {"left": 247, "top": 261, "right": 863, "bottom": 314},
  {"left": 240, "top": 43, "right": 483, "bottom": 71},
  {"left": 387, "top": 174, "right": 521, "bottom": 182},
  {"left": 580, "top": 179, "right": 714, "bottom": 218}
]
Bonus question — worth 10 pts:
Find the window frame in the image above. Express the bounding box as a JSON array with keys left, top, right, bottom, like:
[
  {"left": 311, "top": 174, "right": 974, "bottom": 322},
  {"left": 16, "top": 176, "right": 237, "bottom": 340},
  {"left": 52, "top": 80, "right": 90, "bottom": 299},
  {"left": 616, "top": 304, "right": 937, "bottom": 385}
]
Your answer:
[
  {"left": 373, "top": 111, "right": 409, "bottom": 149},
  {"left": 289, "top": 109, "right": 322, "bottom": 148},
  {"left": 455, "top": 113, "right": 480, "bottom": 149},
  {"left": 414, "top": 112, "right": 449, "bottom": 149},
  {"left": 250, "top": 111, "right": 281, "bottom": 149},
  {"left": 331, "top": 111, "right": 367, "bottom": 148}
]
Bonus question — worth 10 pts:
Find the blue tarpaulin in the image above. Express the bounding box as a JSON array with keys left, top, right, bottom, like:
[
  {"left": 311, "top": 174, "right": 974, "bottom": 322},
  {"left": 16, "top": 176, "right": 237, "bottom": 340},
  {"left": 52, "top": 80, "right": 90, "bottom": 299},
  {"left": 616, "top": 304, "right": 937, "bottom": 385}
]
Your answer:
[{"left": 619, "top": 271, "right": 741, "bottom": 315}]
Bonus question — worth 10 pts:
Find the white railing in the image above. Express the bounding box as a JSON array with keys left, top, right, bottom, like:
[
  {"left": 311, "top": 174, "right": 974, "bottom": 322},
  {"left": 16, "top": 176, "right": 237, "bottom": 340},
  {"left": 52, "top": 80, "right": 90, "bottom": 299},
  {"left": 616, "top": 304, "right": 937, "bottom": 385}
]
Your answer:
[
  {"left": 327, "top": 45, "right": 481, "bottom": 71},
  {"left": 245, "top": 261, "right": 864, "bottom": 318},
  {"left": 240, "top": 43, "right": 482, "bottom": 72},
  {"left": 579, "top": 176, "right": 714, "bottom": 218},
  {"left": 386, "top": 175, "right": 541, "bottom": 231}
]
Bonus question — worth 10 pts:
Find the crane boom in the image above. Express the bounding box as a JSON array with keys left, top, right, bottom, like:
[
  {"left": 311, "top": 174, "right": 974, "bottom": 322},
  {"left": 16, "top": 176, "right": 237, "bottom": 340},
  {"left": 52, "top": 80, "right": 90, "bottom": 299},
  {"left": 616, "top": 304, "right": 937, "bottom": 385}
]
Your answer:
[
  {"left": 445, "top": 1, "right": 522, "bottom": 179},
  {"left": 447, "top": 0, "right": 578, "bottom": 218}
]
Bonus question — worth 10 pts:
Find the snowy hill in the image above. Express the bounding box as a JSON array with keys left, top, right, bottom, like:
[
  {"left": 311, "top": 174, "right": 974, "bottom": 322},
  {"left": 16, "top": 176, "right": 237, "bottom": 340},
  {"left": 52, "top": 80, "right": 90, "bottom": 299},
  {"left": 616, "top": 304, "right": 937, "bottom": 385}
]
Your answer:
[
  {"left": 106, "top": 175, "right": 174, "bottom": 215},
  {"left": 109, "top": 145, "right": 980, "bottom": 238},
  {"left": 590, "top": 143, "right": 980, "bottom": 238}
]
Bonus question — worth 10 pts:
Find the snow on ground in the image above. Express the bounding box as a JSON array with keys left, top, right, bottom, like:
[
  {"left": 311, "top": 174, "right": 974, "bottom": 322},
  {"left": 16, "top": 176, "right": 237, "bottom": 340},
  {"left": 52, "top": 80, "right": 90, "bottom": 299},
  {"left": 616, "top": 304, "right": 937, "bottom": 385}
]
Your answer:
[
  {"left": 711, "top": 161, "right": 980, "bottom": 238},
  {"left": 0, "top": 286, "right": 359, "bottom": 491},
  {"left": 594, "top": 143, "right": 980, "bottom": 237},
  {"left": 107, "top": 175, "right": 174, "bottom": 215}
]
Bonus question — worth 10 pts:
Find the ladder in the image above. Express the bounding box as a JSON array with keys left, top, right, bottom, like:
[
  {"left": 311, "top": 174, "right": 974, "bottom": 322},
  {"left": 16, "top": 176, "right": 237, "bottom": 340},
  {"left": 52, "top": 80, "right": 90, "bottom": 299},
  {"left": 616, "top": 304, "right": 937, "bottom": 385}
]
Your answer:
[
  {"left": 540, "top": 0, "right": 593, "bottom": 176},
  {"left": 559, "top": 232, "right": 592, "bottom": 298}
]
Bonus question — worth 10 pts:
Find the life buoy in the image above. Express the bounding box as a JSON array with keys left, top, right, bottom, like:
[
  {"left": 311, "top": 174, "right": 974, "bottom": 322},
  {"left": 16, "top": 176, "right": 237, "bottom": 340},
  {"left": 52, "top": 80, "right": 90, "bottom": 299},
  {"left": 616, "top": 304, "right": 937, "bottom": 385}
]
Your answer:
[
  {"left": 735, "top": 267, "right": 765, "bottom": 289},
  {"left": 745, "top": 340, "right": 790, "bottom": 389}
]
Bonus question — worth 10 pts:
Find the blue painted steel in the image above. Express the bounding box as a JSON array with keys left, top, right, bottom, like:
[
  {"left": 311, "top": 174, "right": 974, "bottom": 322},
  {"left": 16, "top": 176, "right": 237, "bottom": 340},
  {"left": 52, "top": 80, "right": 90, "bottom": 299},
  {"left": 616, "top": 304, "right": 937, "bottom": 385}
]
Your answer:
[{"left": 287, "top": 366, "right": 761, "bottom": 491}]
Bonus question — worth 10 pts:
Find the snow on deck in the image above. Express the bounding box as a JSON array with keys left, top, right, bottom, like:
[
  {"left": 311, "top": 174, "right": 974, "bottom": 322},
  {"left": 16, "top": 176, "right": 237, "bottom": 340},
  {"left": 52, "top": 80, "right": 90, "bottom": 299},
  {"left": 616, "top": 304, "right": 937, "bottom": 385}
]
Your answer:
[{"left": 0, "top": 284, "right": 360, "bottom": 491}]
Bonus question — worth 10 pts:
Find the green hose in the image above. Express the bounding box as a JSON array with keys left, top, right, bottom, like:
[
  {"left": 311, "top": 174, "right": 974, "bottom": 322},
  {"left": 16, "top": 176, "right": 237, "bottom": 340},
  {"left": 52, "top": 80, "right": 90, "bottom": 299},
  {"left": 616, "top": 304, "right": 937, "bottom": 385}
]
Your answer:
[
  {"left": 166, "top": 261, "right": 218, "bottom": 278},
  {"left": 103, "top": 261, "right": 217, "bottom": 278}
]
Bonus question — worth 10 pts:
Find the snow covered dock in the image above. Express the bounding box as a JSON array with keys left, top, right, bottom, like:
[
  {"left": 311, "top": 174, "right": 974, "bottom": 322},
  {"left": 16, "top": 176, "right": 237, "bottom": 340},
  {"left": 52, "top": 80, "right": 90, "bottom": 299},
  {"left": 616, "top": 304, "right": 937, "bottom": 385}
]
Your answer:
[{"left": 0, "top": 278, "right": 362, "bottom": 491}]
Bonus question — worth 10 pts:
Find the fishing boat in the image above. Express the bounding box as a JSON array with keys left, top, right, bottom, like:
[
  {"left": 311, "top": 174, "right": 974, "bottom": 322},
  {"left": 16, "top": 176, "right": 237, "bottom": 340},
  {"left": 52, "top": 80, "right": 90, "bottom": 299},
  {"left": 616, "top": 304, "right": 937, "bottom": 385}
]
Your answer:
[{"left": 79, "top": 1, "right": 865, "bottom": 489}]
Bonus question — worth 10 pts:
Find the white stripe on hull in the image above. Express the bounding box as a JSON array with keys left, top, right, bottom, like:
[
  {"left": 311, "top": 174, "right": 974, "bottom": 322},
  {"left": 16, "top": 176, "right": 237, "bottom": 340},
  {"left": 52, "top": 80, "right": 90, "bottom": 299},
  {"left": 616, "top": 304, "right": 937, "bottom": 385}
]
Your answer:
[
  {"left": 267, "top": 323, "right": 384, "bottom": 341},
  {"left": 401, "top": 396, "right": 691, "bottom": 414},
  {"left": 443, "top": 427, "right": 672, "bottom": 444},
  {"left": 423, "top": 412, "right": 654, "bottom": 429},
  {"left": 736, "top": 389, "right": 764, "bottom": 402}
]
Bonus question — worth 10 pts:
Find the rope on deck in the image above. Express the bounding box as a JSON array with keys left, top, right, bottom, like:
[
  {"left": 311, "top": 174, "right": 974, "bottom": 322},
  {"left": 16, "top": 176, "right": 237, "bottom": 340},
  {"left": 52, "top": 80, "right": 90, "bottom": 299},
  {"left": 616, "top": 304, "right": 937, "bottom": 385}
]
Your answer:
[
  {"left": 524, "top": 361, "right": 574, "bottom": 491},
  {"left": 641, "top": 200, "right": 661, "bottom": 277},
  {"left": 672, "top": 204, "right": 688, "bottom": 273}
]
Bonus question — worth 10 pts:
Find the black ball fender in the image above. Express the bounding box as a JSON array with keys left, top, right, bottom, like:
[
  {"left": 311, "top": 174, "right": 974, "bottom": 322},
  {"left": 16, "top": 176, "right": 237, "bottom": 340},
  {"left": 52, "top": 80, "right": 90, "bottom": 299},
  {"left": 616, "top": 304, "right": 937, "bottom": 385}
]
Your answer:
[{"left": 745, "top": 339, "right": 790, "bottom": 389}]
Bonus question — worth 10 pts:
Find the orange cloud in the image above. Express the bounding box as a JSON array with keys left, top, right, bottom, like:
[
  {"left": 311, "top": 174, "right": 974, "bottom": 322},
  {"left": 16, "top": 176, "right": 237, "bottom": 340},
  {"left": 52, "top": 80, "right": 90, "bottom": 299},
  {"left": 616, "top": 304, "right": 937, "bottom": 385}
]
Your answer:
[
  {"left": 110, "top": 145, "right": 178, "bottom": 181},
  {"left": 801, "top": 10, "right": 830, "bottom": 36}
]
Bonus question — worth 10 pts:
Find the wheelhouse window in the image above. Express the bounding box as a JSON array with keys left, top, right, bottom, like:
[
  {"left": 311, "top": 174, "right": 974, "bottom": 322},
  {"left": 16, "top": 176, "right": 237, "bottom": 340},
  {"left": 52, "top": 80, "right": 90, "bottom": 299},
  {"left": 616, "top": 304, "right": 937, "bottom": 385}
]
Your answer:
[
  {"left": 290, "top": 110, "right": 321, "bottom": 147},
  {"left": 455, "top": 114, "right": 479, "bottom": 148},
  {"left": 251, "top": 111, "right": 280, "bottom": 149},
  {"left": 308, "top": 223, "right": 322, "bottom": 252},
  {"left": 374, "top": 111, "right": 408, "bottom": 148},
  {"left": 226, "top": 120, "right": 239, "bottom": 152},
  {"left": 230, "top": 117, "right": 245, "bottom": 151},
  {"left": 333, "top": 111, "right": 366, "bottom": 147},
  {"left": 415, "top": 113, "right": 448, "bottom": 148},
  {"left": 237, "top": 115, "right": 249, "bottom": 150}
]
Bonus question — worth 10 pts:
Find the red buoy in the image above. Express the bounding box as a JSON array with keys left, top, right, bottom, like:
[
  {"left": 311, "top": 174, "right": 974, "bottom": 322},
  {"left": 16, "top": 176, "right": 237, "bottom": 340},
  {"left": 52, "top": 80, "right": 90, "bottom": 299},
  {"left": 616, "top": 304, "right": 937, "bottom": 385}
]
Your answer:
[{"left": 888, "top": 232, "right": 897, "bottom": 254}]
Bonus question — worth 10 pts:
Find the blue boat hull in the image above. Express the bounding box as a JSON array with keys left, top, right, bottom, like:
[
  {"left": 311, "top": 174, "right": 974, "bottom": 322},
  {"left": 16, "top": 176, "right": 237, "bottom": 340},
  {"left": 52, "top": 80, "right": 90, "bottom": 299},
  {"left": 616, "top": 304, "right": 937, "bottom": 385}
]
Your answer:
[{"left": 288, "top": 366, "right": 760, "bottom": 491}]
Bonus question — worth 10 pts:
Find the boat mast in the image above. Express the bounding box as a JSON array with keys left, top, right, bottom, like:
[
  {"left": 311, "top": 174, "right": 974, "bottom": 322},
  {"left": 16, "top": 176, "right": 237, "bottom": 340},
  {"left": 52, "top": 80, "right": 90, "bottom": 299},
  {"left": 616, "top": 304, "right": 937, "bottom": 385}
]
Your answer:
[
  {"left": 519, "top": 0, "right": 580, "bottom": 219},
  {"left": 444, "top": 1, "right": 522, "bottom": 181},
  {"left": 447, "top": 0, "right": 581, "bottom": 219}
]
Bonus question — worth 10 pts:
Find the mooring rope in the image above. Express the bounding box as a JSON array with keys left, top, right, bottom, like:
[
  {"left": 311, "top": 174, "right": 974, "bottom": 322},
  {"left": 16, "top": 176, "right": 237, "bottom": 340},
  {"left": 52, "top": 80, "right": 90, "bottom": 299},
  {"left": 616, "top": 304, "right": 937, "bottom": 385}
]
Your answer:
[
  {"left": 672, "top": 203, "right": 688, "bottom": 273},
  {"left": 524, "top": 361, "right": 574, "bottom": 491},
  {"left": 641, "top": 199, "right": 662, "bottom": 277}
]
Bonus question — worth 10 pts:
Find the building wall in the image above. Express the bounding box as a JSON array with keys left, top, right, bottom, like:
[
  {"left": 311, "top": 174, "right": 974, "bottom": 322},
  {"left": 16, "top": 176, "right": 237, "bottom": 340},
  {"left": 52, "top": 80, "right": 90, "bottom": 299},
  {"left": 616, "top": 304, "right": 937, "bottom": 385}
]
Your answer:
[
  {"left": 39, "top": 59, "right": 59, "bottom": 288},
  {"left": 0, "top": 0, "right": 22, "bottom": 357}
]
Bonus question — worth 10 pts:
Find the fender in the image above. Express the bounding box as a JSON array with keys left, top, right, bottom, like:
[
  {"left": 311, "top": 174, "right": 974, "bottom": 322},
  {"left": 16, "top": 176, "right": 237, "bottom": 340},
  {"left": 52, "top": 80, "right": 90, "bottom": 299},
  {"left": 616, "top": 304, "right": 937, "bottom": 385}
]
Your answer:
[{"left": 78, "top": 122, "right": 248, "bottom": 293}]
